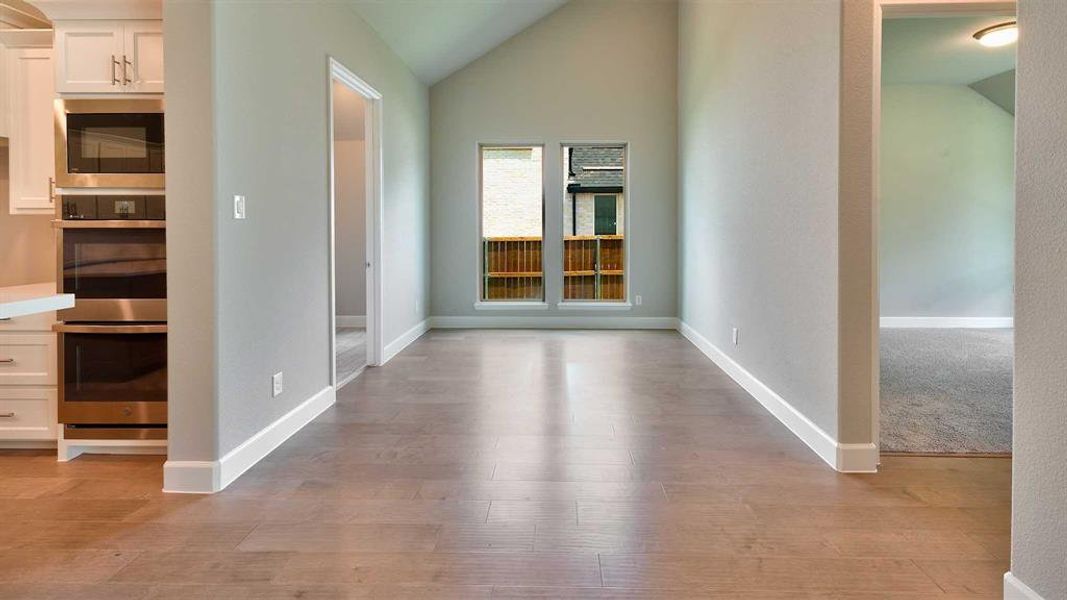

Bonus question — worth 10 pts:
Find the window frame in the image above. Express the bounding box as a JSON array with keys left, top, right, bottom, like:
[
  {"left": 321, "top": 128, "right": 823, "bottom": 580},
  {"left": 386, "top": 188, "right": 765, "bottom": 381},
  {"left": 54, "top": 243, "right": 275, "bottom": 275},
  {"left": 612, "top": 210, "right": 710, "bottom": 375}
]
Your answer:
[
  {"left": 558, "top": 141, "right": 631, "bottom": 308},
  {"left": 475, "top": 142, "right": 547, "bottom": 307}
]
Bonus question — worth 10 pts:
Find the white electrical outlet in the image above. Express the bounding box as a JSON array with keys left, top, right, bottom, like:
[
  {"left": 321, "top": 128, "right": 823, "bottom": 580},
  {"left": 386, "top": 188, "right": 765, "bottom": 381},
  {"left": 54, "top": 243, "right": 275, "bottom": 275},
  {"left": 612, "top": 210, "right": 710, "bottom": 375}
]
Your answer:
[
  {"left": 415, "top": 298, "right": 420, "bottom": 313},
  {"left": 272, "top": 371, "right": 283, "bottom": 397},
  {"left": 732, "top": 327, "right": 740, "bottom": 346},
  {"left": 233, "top": 195, "right": 247, "bottom": 219},
  {"left": 635, "top": 294, "right": 642, "bottom": 306}
]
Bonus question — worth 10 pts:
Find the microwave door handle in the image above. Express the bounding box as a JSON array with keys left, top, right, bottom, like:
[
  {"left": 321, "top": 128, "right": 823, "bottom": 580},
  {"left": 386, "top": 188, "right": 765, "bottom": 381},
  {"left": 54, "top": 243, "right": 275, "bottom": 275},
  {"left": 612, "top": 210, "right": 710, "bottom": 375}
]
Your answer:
[{"left": 111, "top": 55, "right": 121, "bottom": 85}]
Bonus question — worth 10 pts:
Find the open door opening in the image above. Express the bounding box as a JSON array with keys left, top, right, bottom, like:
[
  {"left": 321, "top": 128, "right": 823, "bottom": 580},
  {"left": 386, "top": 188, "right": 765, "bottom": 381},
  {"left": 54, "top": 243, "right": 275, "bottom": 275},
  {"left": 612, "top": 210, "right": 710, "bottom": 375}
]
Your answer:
[
  {"left": 328, "top": 58, "right": 383, "bottom": 390},
  {"left": 876, "top": 8, "right": 1016, "bottom": 457}
]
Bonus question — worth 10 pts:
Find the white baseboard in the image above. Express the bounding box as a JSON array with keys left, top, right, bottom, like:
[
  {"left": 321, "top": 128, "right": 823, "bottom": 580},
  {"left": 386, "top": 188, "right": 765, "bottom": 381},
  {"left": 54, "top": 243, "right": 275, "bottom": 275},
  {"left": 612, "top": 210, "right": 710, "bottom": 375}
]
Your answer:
[
  {"left": 677, "top": 320, "right": 877, "bottom": 473},
  {"left": 1004, "top": 572, "right": 1047, "bottom": 600},
  {"left": 0, "top": 440, "right": 56, "bottom": 450},
  {"left": 383, "top": 318, "right": 430, "bottom": 363},
  {"left": 163, "top": 385, "right": 335, "bottom": 494},
  {"left": 161, "top": 461, "right": 219, "bottom": 494},
  {"left": 336, "top": 315, "right": 366, "bottom": 328},
  {"left": 430, "top": 315, "right": 679, "bottom": 330},
  {"left": 880, "top": 316, "right": 1013, "bottom": 328}
]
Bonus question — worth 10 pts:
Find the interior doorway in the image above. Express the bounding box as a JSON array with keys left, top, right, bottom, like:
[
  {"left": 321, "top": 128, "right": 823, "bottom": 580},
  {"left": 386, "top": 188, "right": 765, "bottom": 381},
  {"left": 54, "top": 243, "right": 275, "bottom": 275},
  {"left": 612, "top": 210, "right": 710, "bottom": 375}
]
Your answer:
[
  {"left": 872, "top": 1, "right": 1017, "bottom": 457},
  {"left": 328, "top": 58, "right": 384, "bottom": 389}
]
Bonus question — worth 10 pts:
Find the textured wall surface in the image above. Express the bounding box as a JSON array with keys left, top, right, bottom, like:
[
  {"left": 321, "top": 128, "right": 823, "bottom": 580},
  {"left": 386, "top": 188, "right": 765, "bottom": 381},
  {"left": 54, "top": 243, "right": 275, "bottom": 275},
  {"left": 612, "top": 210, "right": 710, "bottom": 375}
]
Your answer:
[
  {"left": 165, "top": 0, "right": 430, "bottom": 459},
  {"left": 1011, "top": 1, "right": 1067, "bottom": 597},
  {"left": 679, "top": 0, "right": 841, "bottom": 434},
  {"left": 0, "top": 146, "right": 54, "bottom": 288},
  {"left": 431, "top": 0, "right": 676, "bottom": 314},
  {"left": 334, "top": 139, "right": 366, "bottom": 317},
  {"left": 880, "top": 84, "right": 1014, "bottom": 319}
]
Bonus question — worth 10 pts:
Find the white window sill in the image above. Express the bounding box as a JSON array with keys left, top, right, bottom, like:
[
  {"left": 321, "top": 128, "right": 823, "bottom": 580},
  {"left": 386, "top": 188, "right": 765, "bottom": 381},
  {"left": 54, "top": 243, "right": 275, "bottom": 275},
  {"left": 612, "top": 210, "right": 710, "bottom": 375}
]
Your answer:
[
  {"left": 474, "top": 301, "right": 549, "bottom": 311},
  {"left": 556, "top": 302, "right": 633, "bottom": 311}
]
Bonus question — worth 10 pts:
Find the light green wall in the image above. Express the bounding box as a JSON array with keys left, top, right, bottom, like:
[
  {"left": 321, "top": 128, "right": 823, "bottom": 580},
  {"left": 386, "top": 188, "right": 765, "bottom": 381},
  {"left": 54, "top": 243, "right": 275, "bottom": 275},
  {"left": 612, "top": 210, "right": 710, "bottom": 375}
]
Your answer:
[
  {"left": 879, "top": 84, "right": 1014, "bottom": 319},
  {"left": 430, "top": 0, "right": 677, "bottom": 316}
]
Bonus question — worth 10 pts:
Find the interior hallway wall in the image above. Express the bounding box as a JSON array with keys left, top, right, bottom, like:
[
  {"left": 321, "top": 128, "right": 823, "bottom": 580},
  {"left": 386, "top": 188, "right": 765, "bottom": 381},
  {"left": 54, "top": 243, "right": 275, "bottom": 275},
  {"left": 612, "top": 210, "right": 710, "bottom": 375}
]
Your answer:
[
  {"left": 879, "top": 84, "right": 1014, "bottom": 319},
  {"left": 0, "top": 146, "right": 55, "bottom": 287},
  {"left": 1010, "top": 0, "right": 1067, "bottom": 597},
  {"left": 332, "top": 82, "right": 367, "bottom": 319},
  {"left": 164, "top": 0, "right": 430, "bottom": 468},
  {"left": 430, "top": 0, "right": 677, "bottom": 318},
  {"left": 678, "top": 0, "right": 842, "bottom": 435}
]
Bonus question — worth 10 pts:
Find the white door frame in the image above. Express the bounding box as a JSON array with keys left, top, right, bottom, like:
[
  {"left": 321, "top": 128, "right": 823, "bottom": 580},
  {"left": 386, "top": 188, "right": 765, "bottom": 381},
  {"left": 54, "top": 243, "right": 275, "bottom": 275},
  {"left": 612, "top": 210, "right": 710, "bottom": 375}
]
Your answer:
[
  {"left": 858, "top": 0, "right": 1016, "bottom": 452},
  {"left": 327, "top": 56, "right": 385, "bottom": 387}
]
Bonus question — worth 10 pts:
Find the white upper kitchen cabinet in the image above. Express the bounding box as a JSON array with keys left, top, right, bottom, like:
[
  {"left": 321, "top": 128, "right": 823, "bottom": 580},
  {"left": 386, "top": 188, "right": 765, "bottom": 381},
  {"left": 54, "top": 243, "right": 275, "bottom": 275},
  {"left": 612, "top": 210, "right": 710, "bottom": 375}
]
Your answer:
[
  {"left": 7, "top": 47, "right": 55, "bottom": 215},
  {"left": 54, "top": 20, "right": 162, "bottom": 94},
  {"left": 122, "top": 21, "right": 163, "bottom": 93}
]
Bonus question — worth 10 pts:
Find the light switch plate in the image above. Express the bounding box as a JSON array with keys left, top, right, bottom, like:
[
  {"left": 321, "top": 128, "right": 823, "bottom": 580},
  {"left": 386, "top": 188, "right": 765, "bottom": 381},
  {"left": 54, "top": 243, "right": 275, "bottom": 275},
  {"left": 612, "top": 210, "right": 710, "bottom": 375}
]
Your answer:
[
  {"left": 272, "top": 371, "right": 283, "bottom": 397},
  {"left": 234, "top": 195, "right": 246, "bottom": 220}
]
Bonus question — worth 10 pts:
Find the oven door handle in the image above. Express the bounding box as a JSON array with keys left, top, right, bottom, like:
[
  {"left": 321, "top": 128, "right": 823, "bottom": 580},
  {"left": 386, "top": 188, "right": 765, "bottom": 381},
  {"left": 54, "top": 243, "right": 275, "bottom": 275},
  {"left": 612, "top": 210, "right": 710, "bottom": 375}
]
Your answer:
[{"left": 53, "top": 324, "right": 167, "bottom": 334}]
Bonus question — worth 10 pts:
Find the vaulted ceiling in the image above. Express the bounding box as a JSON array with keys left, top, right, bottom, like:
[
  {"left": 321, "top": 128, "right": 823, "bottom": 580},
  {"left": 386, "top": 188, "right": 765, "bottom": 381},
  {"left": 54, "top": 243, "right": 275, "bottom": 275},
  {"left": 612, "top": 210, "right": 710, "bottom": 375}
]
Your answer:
[{"left": 347, "top": 0, "right": 567, "bottom": 85}]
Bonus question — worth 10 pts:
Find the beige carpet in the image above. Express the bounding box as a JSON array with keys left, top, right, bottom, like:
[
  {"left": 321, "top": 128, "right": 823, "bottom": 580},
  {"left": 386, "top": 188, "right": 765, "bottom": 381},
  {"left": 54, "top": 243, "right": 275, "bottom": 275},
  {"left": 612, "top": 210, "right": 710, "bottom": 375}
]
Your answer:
[{"left": 880, "top": 328, "right": 1012, "bottom": 455}]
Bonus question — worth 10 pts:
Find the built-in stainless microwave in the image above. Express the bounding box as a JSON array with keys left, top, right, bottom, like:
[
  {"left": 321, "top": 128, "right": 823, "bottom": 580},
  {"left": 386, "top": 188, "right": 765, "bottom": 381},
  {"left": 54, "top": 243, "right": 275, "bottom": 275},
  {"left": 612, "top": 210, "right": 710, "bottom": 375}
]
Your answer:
[{"left": 54, "top": 99, "right": 165, "bottom": 188}]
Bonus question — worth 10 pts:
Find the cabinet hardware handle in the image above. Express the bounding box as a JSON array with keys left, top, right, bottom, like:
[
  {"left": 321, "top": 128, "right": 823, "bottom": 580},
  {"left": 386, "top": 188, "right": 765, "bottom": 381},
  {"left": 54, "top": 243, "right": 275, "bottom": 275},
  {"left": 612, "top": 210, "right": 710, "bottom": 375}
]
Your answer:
[
  {"left": 111, "top": 55, "right": 121, "bottom": 85},
  {"left": 0, "top": 357, "right": 14, "bottom": 364},
  {"left": 48, "top": 177, "right": 55, "bottom": 204},
  {"left": 123, "top": 55, "right": 132, "bottom": 85},
  {"left": 0, "top": 413, "right": 15, "bottom": 418}
]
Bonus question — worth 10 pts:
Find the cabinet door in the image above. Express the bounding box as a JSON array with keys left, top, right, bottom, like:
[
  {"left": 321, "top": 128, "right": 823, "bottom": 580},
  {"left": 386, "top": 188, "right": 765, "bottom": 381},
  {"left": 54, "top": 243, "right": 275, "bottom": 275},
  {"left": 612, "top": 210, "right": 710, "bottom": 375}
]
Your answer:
[
  {"left": 54, "top": 20, "right": 125, "bottom": 93},
  {"left": 8, "top": 47, "right": 55, "bottom": 215},
  {"left": 123, "top": 20, "right": 163, "bottom": 93},
  {"left": 0, "top": 43, "right": 9, "bottom": 139},
  {"left": 0, "top": 387, "right": 57, "bottom": 441}
]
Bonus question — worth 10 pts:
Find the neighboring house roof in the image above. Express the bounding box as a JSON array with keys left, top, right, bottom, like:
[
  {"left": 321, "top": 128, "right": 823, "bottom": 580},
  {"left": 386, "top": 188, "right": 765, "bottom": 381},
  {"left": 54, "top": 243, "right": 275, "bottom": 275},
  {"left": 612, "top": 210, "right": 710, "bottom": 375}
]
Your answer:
[{"left": 567, "top": 146, "right": 625, "bottom": 193}]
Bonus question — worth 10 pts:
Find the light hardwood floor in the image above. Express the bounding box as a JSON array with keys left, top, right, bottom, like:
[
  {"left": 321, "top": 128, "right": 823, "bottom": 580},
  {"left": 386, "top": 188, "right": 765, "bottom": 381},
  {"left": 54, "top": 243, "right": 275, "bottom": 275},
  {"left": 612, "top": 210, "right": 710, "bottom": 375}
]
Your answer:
[
  {"left": 0, "top": 330, "right": 1010, "bottom": 598},
  {"left": 336, "top": 327, "right": 367, "bottom": 389}
]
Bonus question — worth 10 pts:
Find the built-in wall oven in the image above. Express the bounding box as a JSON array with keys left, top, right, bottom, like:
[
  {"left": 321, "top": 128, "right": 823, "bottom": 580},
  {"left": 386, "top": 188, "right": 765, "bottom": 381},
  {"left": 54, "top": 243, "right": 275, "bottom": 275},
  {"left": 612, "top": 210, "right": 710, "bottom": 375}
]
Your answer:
[
  {"left": 54, "top": 194, "right": 167, "bottom": 439},
  {"left": 57, "top": 194, "right": 166, "bottom": 322},
  {"left": 54, "top": 323, "right": 167, "bottom": 438},
  {"left": 54, "top": 99, "right": 165, "bottom": 189}
]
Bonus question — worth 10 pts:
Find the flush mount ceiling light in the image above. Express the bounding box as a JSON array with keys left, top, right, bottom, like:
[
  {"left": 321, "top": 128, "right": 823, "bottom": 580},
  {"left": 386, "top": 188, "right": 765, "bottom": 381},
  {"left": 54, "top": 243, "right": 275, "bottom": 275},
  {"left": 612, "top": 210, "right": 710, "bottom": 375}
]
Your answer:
[{"left": 973, "top": 21, "right": 1018, "bottom": 47}]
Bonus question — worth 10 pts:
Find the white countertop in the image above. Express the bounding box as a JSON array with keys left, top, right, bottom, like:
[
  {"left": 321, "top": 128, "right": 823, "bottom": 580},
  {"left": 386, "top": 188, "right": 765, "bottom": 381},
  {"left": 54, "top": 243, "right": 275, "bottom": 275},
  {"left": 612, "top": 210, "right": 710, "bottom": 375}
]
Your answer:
[{"left": 0, "top": 282, "right": 75, "bottom": 320}]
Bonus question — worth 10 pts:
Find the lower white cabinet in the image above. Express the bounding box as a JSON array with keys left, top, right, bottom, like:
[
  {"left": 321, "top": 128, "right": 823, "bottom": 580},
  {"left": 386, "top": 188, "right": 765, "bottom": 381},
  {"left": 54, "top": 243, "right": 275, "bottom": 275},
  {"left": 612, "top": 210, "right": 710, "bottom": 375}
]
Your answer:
[
  {"left": 0, "top": 333, "right": 57, "bottom": 386},
  {"left": 0, "top": 387, "right": 57, "bottom": 441},
  {"left": 0, "top": 311, "right": 58, "bottom": 442}
]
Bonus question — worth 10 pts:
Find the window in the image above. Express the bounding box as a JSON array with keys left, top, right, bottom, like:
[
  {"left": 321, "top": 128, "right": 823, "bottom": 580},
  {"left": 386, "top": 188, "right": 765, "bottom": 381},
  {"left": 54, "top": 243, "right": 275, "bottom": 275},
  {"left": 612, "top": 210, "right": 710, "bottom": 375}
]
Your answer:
[
  {"left": 562, "top": 144, "right": 626, "bottom": 302},
  {"left": 480, "top": 145, "right": 544, "bottom": 301}
]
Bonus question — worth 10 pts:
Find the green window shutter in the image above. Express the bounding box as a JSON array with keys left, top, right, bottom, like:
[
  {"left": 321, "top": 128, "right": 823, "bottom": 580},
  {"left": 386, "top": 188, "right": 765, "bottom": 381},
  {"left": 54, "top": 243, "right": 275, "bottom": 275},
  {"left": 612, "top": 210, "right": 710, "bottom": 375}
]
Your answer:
[{"left": 594, "top": 195, "right": 617, "bottom": 235}]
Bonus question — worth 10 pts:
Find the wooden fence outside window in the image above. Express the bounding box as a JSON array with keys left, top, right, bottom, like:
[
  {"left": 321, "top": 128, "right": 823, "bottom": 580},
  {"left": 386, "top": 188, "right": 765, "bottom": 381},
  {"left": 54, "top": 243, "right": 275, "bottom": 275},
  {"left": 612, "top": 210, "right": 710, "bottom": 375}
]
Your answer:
[{"left": 482, "top": 235, "right": 625, "bottom": 301}]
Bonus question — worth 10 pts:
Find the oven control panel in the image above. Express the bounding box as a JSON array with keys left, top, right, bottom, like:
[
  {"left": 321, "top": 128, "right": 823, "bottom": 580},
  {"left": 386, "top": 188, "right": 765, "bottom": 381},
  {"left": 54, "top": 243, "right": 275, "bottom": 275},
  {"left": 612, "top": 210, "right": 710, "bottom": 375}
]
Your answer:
[{"left": 61, "top": 195, "right": 165, "bottom": 220}]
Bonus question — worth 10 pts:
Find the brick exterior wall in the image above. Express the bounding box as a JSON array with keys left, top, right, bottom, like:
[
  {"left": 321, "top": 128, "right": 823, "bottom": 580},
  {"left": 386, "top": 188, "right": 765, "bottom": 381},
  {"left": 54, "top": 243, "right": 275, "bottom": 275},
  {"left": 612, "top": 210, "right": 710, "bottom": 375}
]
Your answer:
[{"left": 481, "top": 147, "right": 543, "bottom": 237}]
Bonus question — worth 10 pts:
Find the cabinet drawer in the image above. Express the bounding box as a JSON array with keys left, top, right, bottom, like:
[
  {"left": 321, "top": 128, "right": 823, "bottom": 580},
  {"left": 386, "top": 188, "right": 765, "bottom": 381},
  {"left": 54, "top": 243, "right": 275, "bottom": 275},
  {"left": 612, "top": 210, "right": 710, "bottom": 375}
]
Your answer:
[
  {"left": 0, "top": 333, "right": 57, "bottom": 386},
  {"left": 0, "top": 387, "right": 56, "bottom": 441},
  {"left": 0, "top": 310, "right": 57, "bottom": 332}
]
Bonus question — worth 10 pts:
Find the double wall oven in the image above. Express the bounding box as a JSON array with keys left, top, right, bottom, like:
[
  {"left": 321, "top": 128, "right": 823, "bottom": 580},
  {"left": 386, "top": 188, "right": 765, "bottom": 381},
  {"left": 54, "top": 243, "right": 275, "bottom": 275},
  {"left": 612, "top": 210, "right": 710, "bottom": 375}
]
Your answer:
[{"left": 54, "top": 99, "right": 167, "bottom": 441}]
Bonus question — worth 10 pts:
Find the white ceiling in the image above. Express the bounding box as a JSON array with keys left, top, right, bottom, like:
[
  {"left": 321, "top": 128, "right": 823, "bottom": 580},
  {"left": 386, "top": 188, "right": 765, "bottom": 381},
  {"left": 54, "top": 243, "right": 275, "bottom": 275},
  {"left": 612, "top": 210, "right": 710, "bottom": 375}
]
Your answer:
[
  {"left": 347, "top": 0, "right": 567, "bottom": 85},
  {"left": 882, "top": 16, "right": 1016, "bottom": 85}
]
